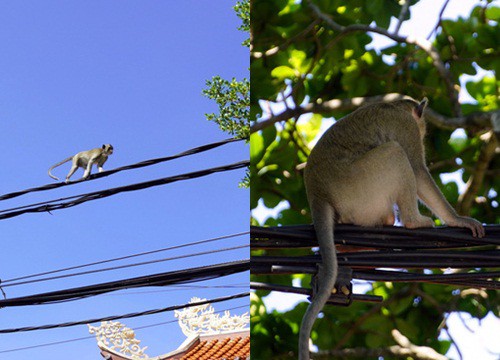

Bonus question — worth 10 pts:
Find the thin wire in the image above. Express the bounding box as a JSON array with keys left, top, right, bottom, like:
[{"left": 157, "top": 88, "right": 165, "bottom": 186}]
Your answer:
[
  {"left": 0, "top": 160, "right": 249, "bottom": 219},
  {"left": 0, "top": 304, "right": 249, "bottom": 354},
  {"left": 2, "top": 231, "right": 249, "bottom": 284},
  {"left": 0, "top": 137, "right": 245, "bottom": 201},
  {"left": 0, "top": 292, "right": 249, "bottom": 333},
  {"left": 2, "top": 244, "right": 249, "bottom": 288}
]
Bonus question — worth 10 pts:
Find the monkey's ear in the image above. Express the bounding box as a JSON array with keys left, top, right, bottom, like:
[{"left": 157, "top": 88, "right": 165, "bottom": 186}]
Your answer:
[
  {"left": 415, "top": 97, "right": 428, "bottom": 118},
  {"left": 102, "top": 144, "right": 106, "bottom": 149}
]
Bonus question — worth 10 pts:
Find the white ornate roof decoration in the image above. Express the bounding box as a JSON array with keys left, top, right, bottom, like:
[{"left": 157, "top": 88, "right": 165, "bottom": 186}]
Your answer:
[
  {"left": 174, "top": 297, "right": 250, "bottom": 337},
  {"left": 88, "top": 321, "right": 149, "bottom": 359}
]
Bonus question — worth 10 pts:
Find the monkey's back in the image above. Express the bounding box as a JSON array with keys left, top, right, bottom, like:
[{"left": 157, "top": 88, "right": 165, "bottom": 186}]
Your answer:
[{"left": 304, "top": 100, "right": 421, "bottom": 200}]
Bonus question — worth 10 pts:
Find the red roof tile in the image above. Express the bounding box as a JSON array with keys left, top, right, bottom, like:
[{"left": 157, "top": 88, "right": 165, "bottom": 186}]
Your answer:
[{"left": 181, "top": 335, "right": 250, "bottom": 360}]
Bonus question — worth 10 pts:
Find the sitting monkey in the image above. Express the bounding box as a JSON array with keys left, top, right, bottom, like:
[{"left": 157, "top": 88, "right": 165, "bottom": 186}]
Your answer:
[{"left": 298, "top": 98, "right": 484, "bottom": 360}]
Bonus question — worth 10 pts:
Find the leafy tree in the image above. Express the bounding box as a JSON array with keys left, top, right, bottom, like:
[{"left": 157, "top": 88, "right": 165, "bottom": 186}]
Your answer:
[
  {"left": 204, "top": 0, "right": 249, "bottom": 186},
  {"left": 204, "top": 0, "right": 250, "bottom": 141},
  {"left": 204, "top": 75, "right": 250, "bottom": 139},
  {"left": 251, "top": 0, "right": 499, "bottom": 358}
]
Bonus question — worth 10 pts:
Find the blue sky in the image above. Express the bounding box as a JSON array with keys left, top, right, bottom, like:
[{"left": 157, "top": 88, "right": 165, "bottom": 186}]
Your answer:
[{"left": 0, "top": 1, "right": 248, "bottom": 359}]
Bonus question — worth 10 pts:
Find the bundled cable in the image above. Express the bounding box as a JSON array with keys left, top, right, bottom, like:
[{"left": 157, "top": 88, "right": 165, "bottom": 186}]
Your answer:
[
  {"left": 251, "top": 224, "right": 500, "bottom": 248},
  {"left": 0, "top": 292, "right": 249, "bottom": 333},
  {"left": 0, "top": 260, "right": 249, "bottom": 308},
  {"left": 0, "top": 160, "right": 248, "bottom": 220},
  {"left": 0, "top": 137, "right": 245, "bottom": 201},
  {"left": 251, "top": 225, "right": 500, "bottom": 292}
]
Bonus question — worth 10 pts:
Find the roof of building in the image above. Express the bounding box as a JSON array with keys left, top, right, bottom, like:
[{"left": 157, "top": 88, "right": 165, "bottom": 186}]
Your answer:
[
  {"left": 89, "top": 298, "right": 250, "bottom": 360},
  {"left": 94, "top": 329, "right": 250, "bottom": 360},
  {"left": 164, "top": 329, "right": 250, "bottom": 360}
]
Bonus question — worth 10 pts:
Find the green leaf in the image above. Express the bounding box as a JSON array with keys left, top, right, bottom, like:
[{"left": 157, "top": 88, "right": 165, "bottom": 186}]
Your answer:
[
  {"left": 297, "top": 114, "right": 323, "bottom": 143},
  {"left": 289, "top": 49, "right": 311, "bottom": 73},
  {"left": 271, "top": 65, "right": 296, "bottom": 80},
  {"left": 448, "top": 136, "right": 468, "bottom": 153},
  {"left": 250, "top": 132, "right": 265, "bottom": 163},
  {"left": 486, "top": 6, "right": 500, "bottom": 21}
]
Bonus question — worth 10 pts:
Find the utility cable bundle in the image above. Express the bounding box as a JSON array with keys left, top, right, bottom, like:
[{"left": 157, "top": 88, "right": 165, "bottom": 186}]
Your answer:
[
  {"left": 0, "top": 260, "right": 249, "bottom": 308},
  {"left": 0, "top": 292, "right": 249, "bottom": 333},
  {"left": 251, "top": 225, "right": 500, "bottom": 299},
  {"left": 0, "top": 137, "right": 248, "bottom": 221},
  {"left": 0, "top": 160, "right": 248, "bottom": 220},
  {"left": 0, "top": 137, "right": 245, "bottom": 201}
]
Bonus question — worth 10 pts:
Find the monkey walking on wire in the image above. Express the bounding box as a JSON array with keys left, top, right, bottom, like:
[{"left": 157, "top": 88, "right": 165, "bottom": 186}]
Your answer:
[
  {"left": 48, "top": 144, "right": 114, "bottom": 183},
  {"left": 299, "top": 98, "right": 484, "bottom": 360}
]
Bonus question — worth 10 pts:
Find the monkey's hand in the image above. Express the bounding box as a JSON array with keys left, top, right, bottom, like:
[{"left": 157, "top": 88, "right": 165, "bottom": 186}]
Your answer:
[{"left": 447, "top": 216, "right": 485, "bottom": 238}]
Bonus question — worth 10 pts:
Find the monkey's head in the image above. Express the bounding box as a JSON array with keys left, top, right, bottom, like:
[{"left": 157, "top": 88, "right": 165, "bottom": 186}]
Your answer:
[
  {"left": 102, "top": 144, "right": 114, "bottom": 155},
  {"left": 390, "top": 97, "right": 428, "bottom": 138}
]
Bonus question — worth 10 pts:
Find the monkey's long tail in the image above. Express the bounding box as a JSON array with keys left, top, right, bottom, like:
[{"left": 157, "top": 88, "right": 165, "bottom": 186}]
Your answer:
[
  {"left": 298, "top": 201, "right": 338, "bottom": 360},
  {"left": 48, "top": 157, "right": 73, "bottom": 181}
]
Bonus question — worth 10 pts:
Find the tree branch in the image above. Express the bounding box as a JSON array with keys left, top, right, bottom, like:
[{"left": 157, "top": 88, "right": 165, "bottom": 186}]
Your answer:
[
  {"left": 427, "top": 0, "right": 451, "bottom": 40},
  {"left": 250, "top": 93, "right": 498, "bottom": 134},
  {"left": 391, "top": 329, "right": 450, "bottom": 360},
  {"left": 312, "top": 329, "right": 449, "bottom": 360},
  {"left": 394, "top": 0, "right": 411, "bottom": 35},
  {"left": 457, "top": 130, "right": 499, "bottom": 215},
  {"left": 251, "top": 20, "right": 320, "bottom": 59},
  {"left": 314, "top": 331, "right": 450, "bottom": 360},
  {"left": 334, "top": 287, "right": 412, "bottom": 350},
  {"left": 305, "top": 0, "right": 461, "bottom": 116}
]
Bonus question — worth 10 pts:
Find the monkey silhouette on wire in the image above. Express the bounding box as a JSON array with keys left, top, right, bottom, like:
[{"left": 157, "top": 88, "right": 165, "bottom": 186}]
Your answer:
[{"left": 48, "top": 144, "right": 114, "bottom": 183}]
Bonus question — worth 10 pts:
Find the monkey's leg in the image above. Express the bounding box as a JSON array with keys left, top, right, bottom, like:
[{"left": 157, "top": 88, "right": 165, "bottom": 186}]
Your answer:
[
  {"left": 341, "top": 141, "right": 433, "bottom": 228},
  {"left": 82, "top": 160, "right": 94, "bottom": 179},
  {"left": 415, "top": 165, "right": 484, "bottom": 237},
  {"left": 66, "top": 163, "right": 79, "bottom": 182}
]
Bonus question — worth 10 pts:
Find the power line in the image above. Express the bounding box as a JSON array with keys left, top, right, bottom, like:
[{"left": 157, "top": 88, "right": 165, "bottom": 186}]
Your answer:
[
  {"left": 0, "top": 260, "right": 249, "bottom": 308},
  {"left": 102, "top": 284, "right": 249, "bottom": 296},
  {"left": 0, "top": 292, "right": 249, "bottom": 333},
  {"left": 2, "top": 231, "right": 249, "bottom": 285},
  {"left": 2, "top": 244, "right": 248, "bottom": 288},
  {"left": 0, "top": 335, "right": 94, "bottom": 355},
  {"left": 0, "top": 160, "right": 249, "bottom": 220},
  {"left": 0, "top": 304, "right": 249, "bottom": 354},
  {"left": 0, "top": 160, "right": 247, "bottom": 216},
  {"left": 0, "top": 137, "right": 245, "bottom": 201}
]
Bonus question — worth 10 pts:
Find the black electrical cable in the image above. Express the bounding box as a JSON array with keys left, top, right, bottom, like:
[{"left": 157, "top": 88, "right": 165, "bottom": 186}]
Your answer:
[
  {"left": 103, "top": 284, "right": 249, "bottom": 296},
  {"left": 0, "top": 260, "right": 249, "bottom": 308},
  {"left": 2, "top": 231, "right": 249, "bottom": 285},
  {"left": 0, "top": 292, "right": 249, "bottom": 333},
  {"left": 0, "top": 160, "right": 249, "bottom": 220},
  {"left": 251, "top": 224, "right": 500, "bottom": 247},
  {"left": 0, "top": 137, "right": 245, "bottom": 201},
  {"left": 2, "top": 244, "right": 249, "bottom": 288}
]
